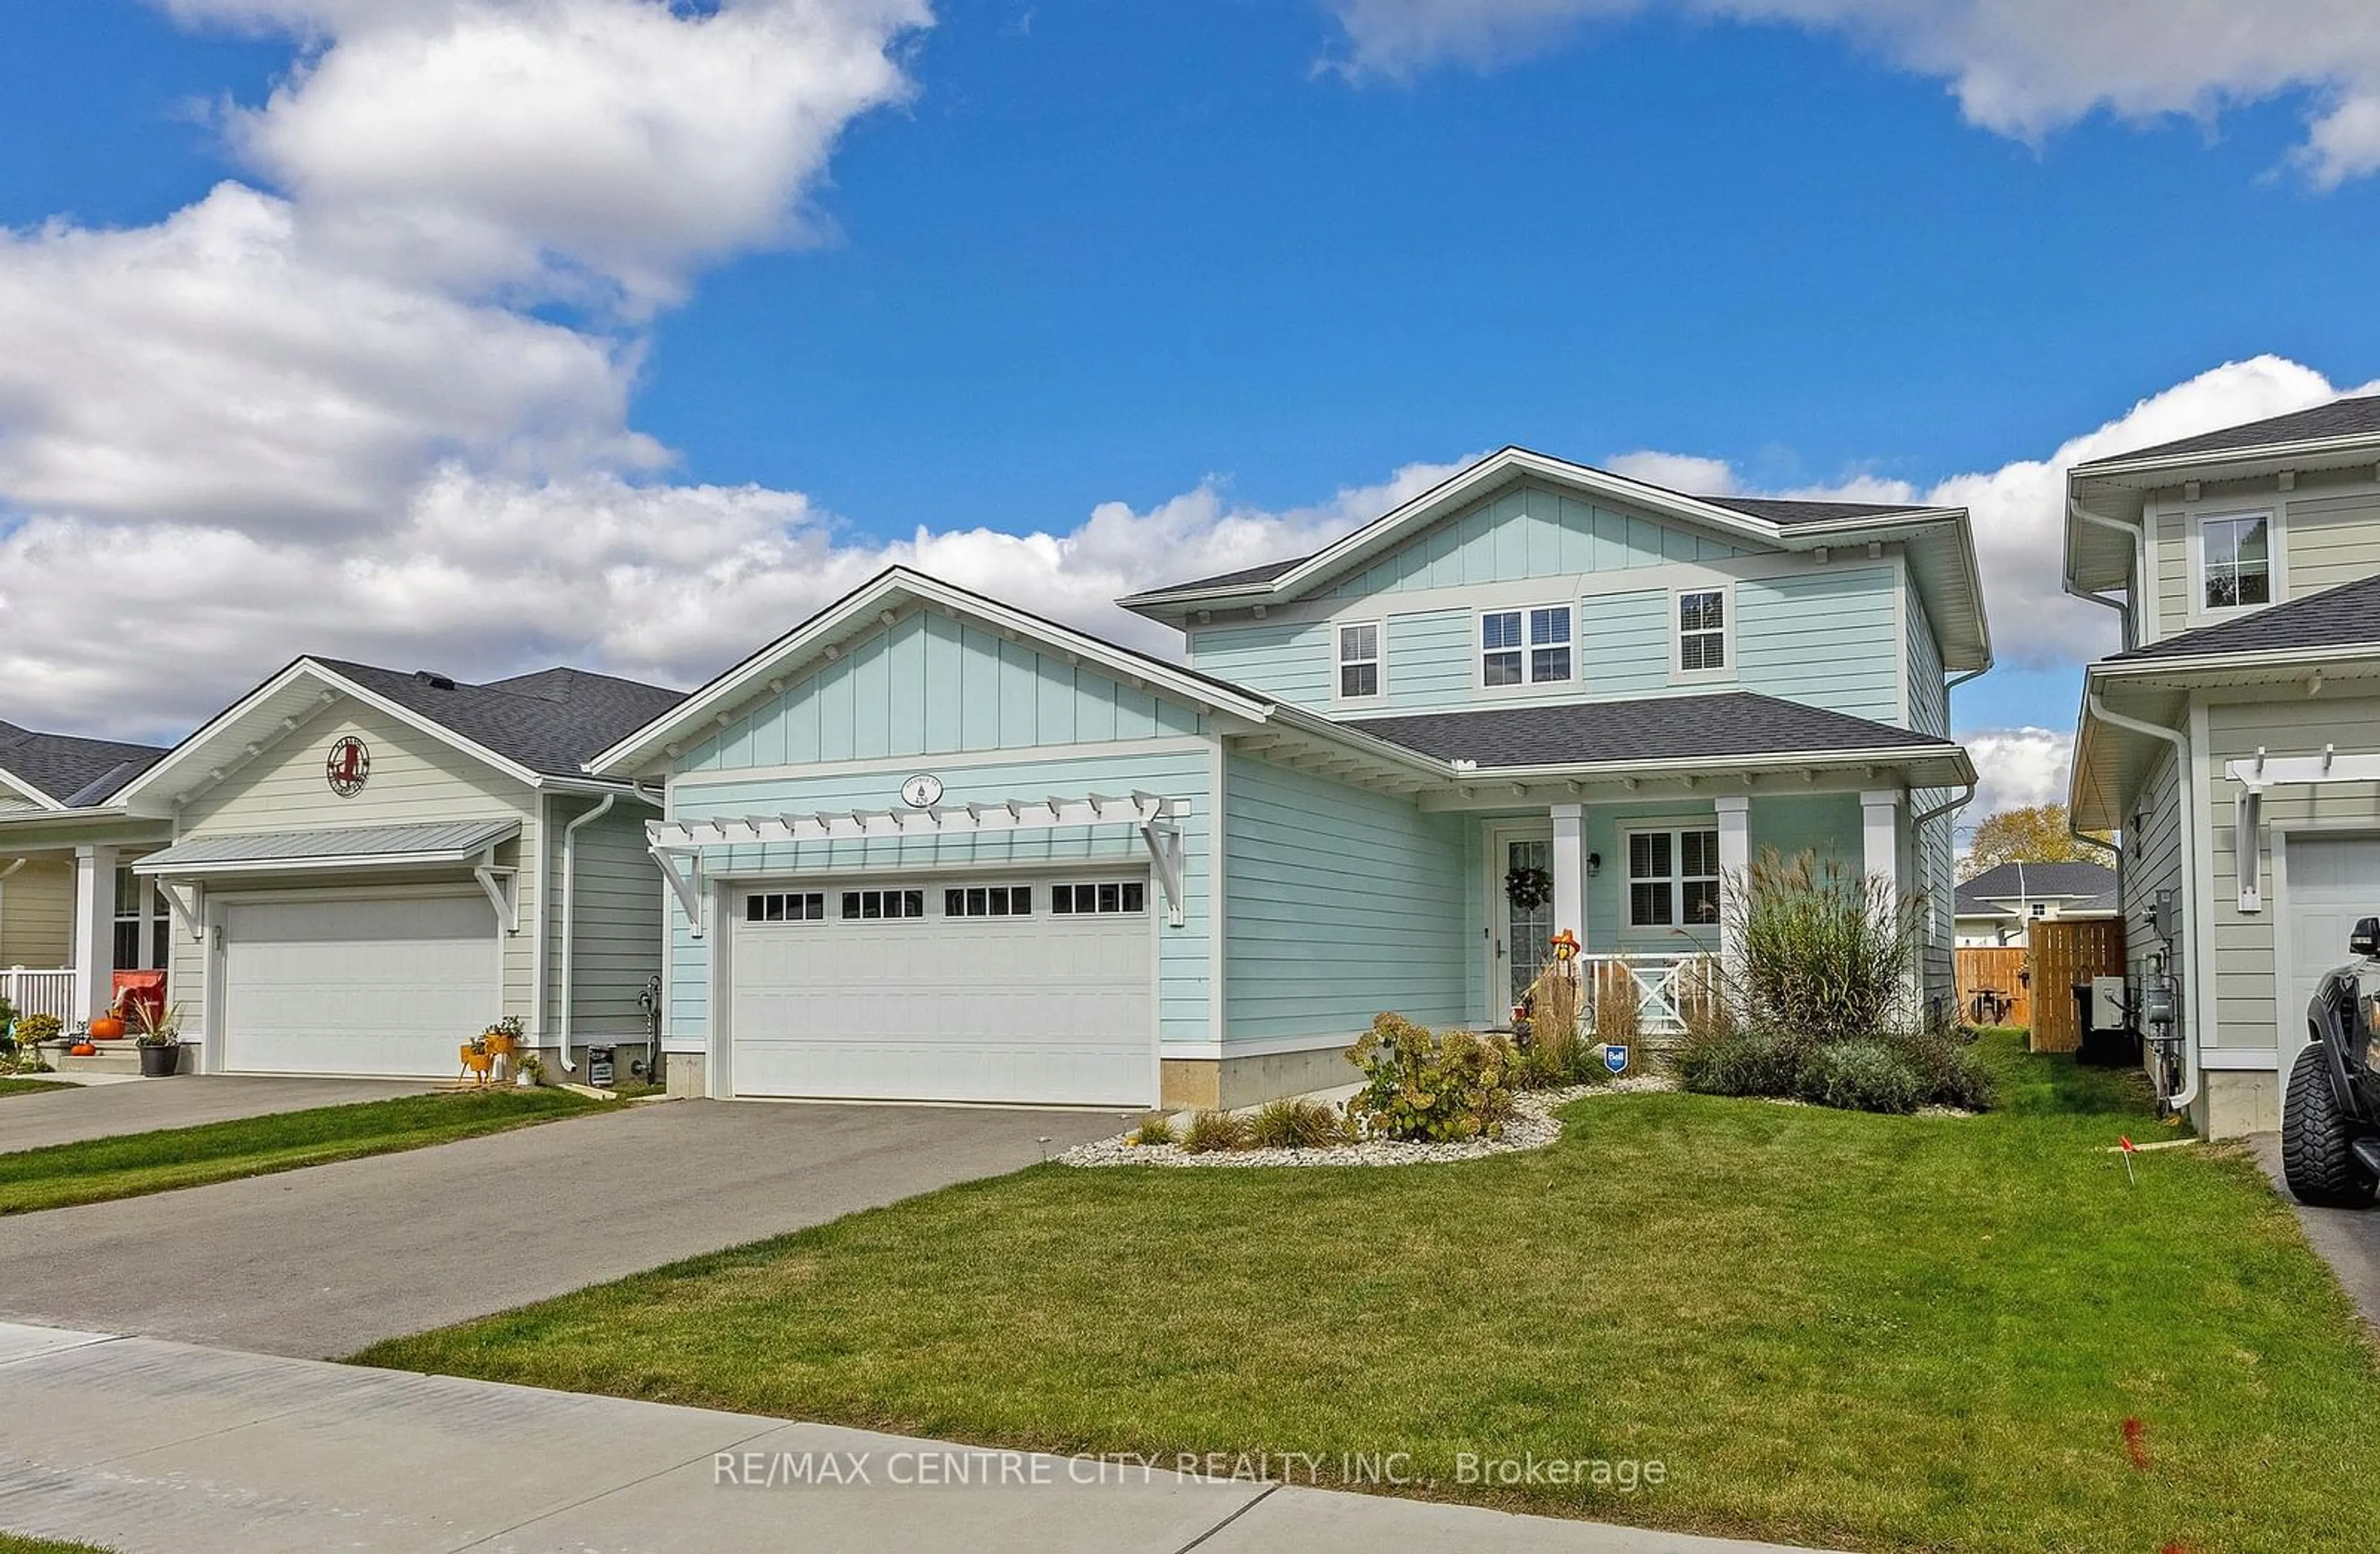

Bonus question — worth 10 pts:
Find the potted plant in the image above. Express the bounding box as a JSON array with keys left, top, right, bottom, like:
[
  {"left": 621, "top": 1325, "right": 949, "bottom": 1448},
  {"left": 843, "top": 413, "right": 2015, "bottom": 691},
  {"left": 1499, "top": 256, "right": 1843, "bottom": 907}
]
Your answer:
[
  {"left": 131, "top": 1000, "right": 187, "bottom": 1077},
  {"left": 515, "top": 1051, "right": 545, "bottom": 1088}
]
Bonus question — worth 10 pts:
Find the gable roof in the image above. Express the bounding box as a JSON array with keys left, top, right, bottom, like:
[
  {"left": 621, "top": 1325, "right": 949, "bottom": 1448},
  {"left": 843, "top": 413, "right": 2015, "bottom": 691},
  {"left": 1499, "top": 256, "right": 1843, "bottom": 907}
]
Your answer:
[
  {"left": 2104, "top": 570, "right": 2380, "bottom": 666},
  {"left": 1119, "top": 447, "right": 1990, "bottom": 673},
  {"left": 1340, "top": 691, "right": 1964, "bottom": 773},
  {"left": 114, "top": 657, "right": 685, "bottom": 815},
  {"left": 588, "top": 567, "right": 1277, "bottom": 778},
  {"left": 0, "top": 722, "right": 170, "bottom": 810},
  {"left": 2075, "top": 393, "right": 2380, "bottom": 470},
  {"left": 1954, "top": 861, "right": 2116, "bottom": 908}
]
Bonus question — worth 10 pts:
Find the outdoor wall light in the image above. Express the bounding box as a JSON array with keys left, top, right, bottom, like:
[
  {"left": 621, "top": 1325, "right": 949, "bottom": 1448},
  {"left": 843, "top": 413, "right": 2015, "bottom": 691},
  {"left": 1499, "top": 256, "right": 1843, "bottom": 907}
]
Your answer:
[{"left": 1586, "top": 851, "right": 1602, "bottom": 877}]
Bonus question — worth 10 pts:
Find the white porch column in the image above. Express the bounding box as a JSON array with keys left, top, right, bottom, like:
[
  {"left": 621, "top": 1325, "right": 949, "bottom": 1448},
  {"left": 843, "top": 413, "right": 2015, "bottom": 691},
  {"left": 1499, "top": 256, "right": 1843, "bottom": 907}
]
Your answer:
[
  {"left": 71, "top": 844, "right": 117, "bottom": 1024},
  {"left": 1860, "top": 790, "right": 1902, "bottom": 894},
  {"left": 1713, "top": 796, "right": 1751, "bottom": 964},
  {"left": 1551, "top": 803, "right": 1586, "bottom": 950}
]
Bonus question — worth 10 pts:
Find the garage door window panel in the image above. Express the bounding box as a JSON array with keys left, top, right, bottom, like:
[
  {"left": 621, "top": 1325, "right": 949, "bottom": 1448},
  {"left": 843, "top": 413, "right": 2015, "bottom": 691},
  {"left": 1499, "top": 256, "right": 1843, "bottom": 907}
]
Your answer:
[
  {"left": 747, "top": 892, "right": 824, "bottom": 923},
  {"left": 946, "top": 885, "right": 1032, "bottom": 917},
  {"left": 1051, "top": 880, "right": 1145, "bottom": 915},
  {"left": 844, "top": 889, "right": 925, "bottom": 920}
]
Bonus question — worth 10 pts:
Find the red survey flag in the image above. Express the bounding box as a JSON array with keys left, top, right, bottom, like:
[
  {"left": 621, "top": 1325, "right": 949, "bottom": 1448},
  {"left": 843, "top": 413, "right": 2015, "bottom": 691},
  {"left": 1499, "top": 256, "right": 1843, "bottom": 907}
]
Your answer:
[{"left": 2120, "top": 1136, "right": 2136, "bottom": 1153}]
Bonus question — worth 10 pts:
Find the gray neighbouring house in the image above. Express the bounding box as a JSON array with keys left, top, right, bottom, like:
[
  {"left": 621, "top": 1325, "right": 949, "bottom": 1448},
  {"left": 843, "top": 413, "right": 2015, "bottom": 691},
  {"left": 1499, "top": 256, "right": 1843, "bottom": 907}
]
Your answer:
[
  {"left": 1952, "top": 860, "right": 2118, "bottom": 947},
  {"left": 2069, "top": 392, "right": 2380, "bottom": 1138}
]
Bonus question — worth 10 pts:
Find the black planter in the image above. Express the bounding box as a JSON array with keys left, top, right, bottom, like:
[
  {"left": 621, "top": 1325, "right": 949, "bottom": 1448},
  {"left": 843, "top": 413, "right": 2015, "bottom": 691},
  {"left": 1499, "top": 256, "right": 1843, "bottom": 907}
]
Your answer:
[{"left": 138, "top": 1045, "right": 182, "bottom": 1078}]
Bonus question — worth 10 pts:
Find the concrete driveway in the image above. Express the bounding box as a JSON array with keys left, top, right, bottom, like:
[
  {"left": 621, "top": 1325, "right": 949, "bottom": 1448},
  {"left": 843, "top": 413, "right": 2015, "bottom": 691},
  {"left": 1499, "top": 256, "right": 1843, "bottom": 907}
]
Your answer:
[
  {"left": 2250, "top": 1133, "right": 2380, "bottom": 1332},
  {"left": 0, "top": 1098, "right": 1123, "bottom": 1359},
  {"left": 0, "top": 1075, "right": 429, "bottom": 1153}
]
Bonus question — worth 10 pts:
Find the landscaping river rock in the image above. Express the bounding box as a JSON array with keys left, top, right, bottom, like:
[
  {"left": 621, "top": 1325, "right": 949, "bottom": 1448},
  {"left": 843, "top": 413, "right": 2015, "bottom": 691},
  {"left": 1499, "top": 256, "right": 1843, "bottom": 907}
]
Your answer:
[{"left": 1060, "top": 1076, "right": 1680, "bottom": 1169}]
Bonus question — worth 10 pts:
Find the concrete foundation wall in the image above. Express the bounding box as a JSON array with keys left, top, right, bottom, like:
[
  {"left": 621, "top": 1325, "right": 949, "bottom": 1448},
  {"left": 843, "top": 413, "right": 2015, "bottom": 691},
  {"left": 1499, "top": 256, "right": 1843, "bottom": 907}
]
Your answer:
[{"left": 2191, "top": 1068, "right": 2280, "bottom": 1139}]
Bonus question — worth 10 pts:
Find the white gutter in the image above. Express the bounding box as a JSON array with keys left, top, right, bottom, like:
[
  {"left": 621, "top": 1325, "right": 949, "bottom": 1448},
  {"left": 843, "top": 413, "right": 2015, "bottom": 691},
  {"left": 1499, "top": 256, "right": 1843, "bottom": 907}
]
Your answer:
[
  {"left": 2086, "top": 692, "right": 2200, "bottom": 1114},
  {"left": 555, "top": 793, "right": 617, "bottom": 1074},
  {"left": 2066, "top": 498, "right": 2145, "bottom": 644},
  {"left": 1912, "top": 784, "right": 1973, "bottom": 828}
]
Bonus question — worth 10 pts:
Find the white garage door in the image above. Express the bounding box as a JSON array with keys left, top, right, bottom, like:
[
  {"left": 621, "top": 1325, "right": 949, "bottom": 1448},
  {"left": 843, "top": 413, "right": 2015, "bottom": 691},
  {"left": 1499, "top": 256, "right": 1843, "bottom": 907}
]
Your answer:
[
  {"left": 2283, "top": 836, "right": 2380, "bottom": 1071},
  {"left": 221, "top": 893, "right": 500, "bottom": 1078},
  {"left": 728, "top": 875, "right": 1153, "bottom": 1106}
]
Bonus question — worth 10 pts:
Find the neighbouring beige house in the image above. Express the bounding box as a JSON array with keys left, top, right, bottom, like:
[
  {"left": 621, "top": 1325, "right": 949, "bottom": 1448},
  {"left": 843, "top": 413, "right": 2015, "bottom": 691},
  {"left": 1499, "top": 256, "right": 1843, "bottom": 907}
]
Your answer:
[
  {"left": 2068, "top": 392, "right": 2380, "bottom": 1138},
  {"left": 2, "top": 657, "right": 684, "bottom": 1080}
]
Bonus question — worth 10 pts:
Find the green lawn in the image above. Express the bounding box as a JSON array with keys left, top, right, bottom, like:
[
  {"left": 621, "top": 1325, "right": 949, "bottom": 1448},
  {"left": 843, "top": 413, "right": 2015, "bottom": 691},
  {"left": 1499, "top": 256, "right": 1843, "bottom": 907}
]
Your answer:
[
  {"left": 0, "top": 1534, "right": 112, "bottom": 1553},
  {"left": 0, "top": 1079, "right": 71, "bottom": 1098},
  {"left": 353, "top": 1036, "right": 2380, "bottom": 1553},
  {"left": 0, "top": 1088, "right": 602, "bottom": 1214}
]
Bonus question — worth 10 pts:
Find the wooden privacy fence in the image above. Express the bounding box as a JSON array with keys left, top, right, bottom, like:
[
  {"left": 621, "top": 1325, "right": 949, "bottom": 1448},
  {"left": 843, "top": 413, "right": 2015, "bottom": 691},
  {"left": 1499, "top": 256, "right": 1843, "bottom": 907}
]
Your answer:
[
  {"left": 2027, "top": 920, "right": 2127, "bottom": 1054},
  {"left": 1954, "top": 947, "right": 2030, "bottom": 1030}
]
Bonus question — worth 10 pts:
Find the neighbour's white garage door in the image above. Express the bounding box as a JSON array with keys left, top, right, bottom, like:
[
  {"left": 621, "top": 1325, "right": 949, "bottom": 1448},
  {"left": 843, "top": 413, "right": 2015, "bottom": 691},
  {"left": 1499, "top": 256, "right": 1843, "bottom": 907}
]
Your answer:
[
  {"left": 220, "top": 893, "right": 500, "bottom": 1078},
  {"left": 2284, "top": 836, "right": 2380, "bottom": 1071},
  {"left": 728, "top": 874, "right": 1153, "bottom": 1106}
]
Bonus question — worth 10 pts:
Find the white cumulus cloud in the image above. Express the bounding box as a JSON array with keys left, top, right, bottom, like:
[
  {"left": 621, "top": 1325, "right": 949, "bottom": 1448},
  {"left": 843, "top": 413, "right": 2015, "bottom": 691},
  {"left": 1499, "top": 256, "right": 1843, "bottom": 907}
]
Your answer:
[
  {"left": 1959, "top": 725, "right": 2076, "bottom": 832},
  {"left": 1323, "top": 0, "right": 2380, "bottom": 186}
]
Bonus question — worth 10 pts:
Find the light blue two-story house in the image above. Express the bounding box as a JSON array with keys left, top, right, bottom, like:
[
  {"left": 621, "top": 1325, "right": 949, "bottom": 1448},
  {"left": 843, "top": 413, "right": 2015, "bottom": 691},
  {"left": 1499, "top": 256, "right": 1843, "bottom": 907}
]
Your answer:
[{"left": 594, "top": 447, "right": 1987, "bottom": 1110}]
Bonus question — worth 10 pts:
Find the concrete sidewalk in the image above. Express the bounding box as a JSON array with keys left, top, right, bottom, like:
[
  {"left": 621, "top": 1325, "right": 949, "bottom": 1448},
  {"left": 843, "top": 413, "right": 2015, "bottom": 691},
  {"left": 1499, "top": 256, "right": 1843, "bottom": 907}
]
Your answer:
[{"left": 0, "top": 1324, "right": 1830, "bottom": 1554}]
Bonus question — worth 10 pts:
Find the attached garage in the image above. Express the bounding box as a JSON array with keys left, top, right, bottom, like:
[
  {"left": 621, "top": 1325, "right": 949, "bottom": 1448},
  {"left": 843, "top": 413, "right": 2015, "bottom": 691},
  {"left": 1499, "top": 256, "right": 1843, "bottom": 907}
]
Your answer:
[
  {"left": 220, "top": 892, "right": 500, "bottom": 1078},
  {"left": 726, "top": 872, "right": 1155, "bottom": 1105},
  {"left": 2281, "top": 835, "right": 2380, "bottom": 1073}
]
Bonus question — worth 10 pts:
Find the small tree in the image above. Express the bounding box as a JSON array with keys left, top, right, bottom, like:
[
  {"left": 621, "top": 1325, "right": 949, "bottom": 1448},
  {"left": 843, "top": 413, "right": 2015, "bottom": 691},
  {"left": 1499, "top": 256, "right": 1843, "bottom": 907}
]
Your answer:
[
  {"left": 1960, "top": 804, "right": 2110, "bottom": 880},
  {"left": 1724, "top": 848, "right": 1921, "bottom": 1040}
]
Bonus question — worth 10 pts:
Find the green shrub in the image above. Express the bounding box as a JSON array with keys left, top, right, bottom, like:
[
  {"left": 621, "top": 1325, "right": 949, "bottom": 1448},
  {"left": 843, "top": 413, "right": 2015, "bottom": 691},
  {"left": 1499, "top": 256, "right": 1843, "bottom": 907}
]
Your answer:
[
  {"left": 1795, "top": 1042, "right": 1926, "bottom": 1115},
  {"left": 1130, "top": 1113, "right": 1179, "bottom": 1147},
  {"left": 1675, "top": 1027, "right": 1803, "bottom": 1097},
  {"left": 1888, "top": 1029, "right": 1997, "bottom": 1112},
  {"left": 1182, "top": 1109, "right": 1249, "bottom": 1153},
  {"left": 14, "top": 1014, "right": 62, "bottom": 1050},
  {"left": 1347, "top": 1014, "right": 1517, "bottom": 1142},
  {"left": 1726, "top": 849, "right": 1921, "bottom": 1040},
  {"left": 1245, "top": 1097, "right": 1346, "bottom": 1149}
]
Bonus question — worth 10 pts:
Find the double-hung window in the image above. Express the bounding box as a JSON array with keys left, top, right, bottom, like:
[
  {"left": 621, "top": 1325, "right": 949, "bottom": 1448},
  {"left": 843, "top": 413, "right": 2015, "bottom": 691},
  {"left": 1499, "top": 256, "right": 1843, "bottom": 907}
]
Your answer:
[
  {"left": 1482, "top": 606, "right": 1572, "bottom": 687},
  {"left": 1338, "top": 623, "right": 1380, "bottom": 699},
  {"left": 1677, "top": 589, "right": 1727, "bottom": 672},
  {"left": 1626, "top": 828, "right": 1721, "bottom": 928},
  {"left": 2201, "top": 513, "right": 2272, "bottom": 612}
]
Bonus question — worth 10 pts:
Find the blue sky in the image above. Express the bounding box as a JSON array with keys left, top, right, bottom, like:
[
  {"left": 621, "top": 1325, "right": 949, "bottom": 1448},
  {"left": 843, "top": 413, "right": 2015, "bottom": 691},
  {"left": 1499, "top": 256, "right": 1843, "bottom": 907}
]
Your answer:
[{"left": 4, "top": 0, "right": 2379, "bottom": 820}]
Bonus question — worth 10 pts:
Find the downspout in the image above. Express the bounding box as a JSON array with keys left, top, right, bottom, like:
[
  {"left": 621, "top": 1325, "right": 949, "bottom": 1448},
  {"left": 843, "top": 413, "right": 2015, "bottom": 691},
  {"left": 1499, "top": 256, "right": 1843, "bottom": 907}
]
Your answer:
[
  {"left": 556, "top": 793, "right": 618, "bottom": 1074},
  {"left": 2069, "top": 499, "right": 2146, "bottom": 649},
  {"left": 2086, "top": 693, "right": 2200, "bottom": 1115}
]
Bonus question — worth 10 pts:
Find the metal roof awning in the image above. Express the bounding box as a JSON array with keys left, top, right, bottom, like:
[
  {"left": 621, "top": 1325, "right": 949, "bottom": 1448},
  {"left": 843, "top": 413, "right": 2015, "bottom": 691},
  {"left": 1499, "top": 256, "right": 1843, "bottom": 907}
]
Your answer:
[
  {"left": 650, "top": 792, "right": 1189, "bottom": 932},
  {"left": 133, "top": 819, "right": 525, "bottom": 939}
]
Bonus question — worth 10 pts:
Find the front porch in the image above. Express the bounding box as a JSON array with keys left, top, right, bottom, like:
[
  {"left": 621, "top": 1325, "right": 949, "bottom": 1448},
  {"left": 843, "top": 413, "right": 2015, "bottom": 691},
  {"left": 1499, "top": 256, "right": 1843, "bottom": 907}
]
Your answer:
[{"left": 0, "top": 837, "right": 172, "bottom": 1035}]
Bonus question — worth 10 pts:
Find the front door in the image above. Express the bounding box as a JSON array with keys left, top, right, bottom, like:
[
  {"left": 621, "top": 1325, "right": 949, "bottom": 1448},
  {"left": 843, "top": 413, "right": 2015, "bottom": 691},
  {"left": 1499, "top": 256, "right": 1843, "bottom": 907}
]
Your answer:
[{"left": 1487, "top": 822, "right": 1556, "bottom": 1020}]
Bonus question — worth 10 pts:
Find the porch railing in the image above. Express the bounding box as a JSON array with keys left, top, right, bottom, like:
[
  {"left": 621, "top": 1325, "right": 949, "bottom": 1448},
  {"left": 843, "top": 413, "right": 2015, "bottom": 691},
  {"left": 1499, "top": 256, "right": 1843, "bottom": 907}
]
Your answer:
[
  {"left": 1579, "top": 952, "right": 1721, "bottom": 1037},
  {"left": 1, "top": 968, "right": 78, "bottom": 1027}
]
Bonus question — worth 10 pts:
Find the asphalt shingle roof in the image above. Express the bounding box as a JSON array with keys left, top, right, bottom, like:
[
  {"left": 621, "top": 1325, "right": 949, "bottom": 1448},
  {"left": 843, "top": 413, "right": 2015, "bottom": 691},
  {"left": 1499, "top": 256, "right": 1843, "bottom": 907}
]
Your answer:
[
  {"left": 313, "top": 660, "right": 687, "bottom": 779},
  {"left": 0, "top": 722, "right": 170, "bottom": 807},
  {"left": 2077, "top": 393, "right": 2380, "bottom": 468},
  {"left": 1341, "top": 691, "right": 1955, "bottom": 768},
  {"left": 2109, "top": 571, "right": 2380, "bottom": 662},
  {"left": 1955, "top": 861, "right": 2116, "bottom": 910}
]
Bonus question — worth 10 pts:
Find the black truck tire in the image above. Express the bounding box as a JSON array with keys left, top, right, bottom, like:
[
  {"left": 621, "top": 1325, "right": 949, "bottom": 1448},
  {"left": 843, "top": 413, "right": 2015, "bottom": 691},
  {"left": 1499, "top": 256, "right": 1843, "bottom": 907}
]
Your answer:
[{"left": 2281, "top": 1043, "right": 2378, "bottom": 1209}]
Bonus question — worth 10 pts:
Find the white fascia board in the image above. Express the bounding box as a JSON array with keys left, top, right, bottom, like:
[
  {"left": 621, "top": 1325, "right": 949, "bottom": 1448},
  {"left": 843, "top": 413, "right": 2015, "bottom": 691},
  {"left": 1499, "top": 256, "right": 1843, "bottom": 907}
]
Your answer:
[
  {"left": 132, "top": 848, "right": 506, "bottom": 879},
  {"left": 1461, "top": 743, "right": 1976, "bottom": 787},
  {"left": 588, "top": 568, "right": 1276, "bottom": 778},
  {"left": 116, "top": 657, "right": 549, "bottom": 814},
  {"left": 2073, "top": 428, "right": 2380, "bottom": 483},
  {"left": 2091, "top": 643, "right": 2380, "bottom": 681},
  {"left": 0, "top": 763, "right": 64, "bottom": 812}
]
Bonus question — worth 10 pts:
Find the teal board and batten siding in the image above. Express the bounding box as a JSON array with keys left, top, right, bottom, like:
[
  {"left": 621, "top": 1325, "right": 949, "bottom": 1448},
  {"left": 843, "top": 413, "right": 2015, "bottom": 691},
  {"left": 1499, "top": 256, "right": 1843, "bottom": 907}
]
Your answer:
[
  {"left": 683, "top": 609, "right": 1202, "bottom": 771},
  {"left": 1324, "top": 480, "right": 1747, "bottom": 599},
  {"left": 665, "top": 747, "right": 1215, "bottom": 1047},
  {"left": 1220, "top": 754, "right": 1469, "bottom": 1044}
]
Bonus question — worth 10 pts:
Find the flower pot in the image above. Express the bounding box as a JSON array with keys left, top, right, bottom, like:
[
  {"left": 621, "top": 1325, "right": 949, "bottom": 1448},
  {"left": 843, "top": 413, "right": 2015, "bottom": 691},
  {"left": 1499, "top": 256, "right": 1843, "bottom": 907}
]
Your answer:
[
  {"left": 87, "top": 1016, "right": 126, "bottom": 1042},
  {"left": 138, "top": 1045, "right": 182, "bottom": 1078}
]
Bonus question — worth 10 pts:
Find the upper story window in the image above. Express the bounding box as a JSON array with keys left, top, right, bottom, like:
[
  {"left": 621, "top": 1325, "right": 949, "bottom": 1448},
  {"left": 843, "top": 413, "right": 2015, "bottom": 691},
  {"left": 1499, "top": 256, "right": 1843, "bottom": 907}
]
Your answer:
[
  {"left": 2200, "top": 512, "right": 2272, "bottom": 612},
  {"left": 1627, "top": 828, "right": 1721, "bottom": 928},
  {"left": 1482, "top": 606, "right": 1572, "bottom": 688},
  {"left": 1677, "top": 589, "right": 1727, "bottom": 672},
  {"left": 1338, "top": 623, "right": 1380, "bottom": 699}
]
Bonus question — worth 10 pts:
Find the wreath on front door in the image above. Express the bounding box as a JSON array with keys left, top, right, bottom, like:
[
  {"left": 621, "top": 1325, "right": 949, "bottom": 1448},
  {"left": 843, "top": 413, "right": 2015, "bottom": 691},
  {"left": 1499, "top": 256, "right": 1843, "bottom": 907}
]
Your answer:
[{"left": 1504, "top": 866, "right": 1554, "bottom": 911}]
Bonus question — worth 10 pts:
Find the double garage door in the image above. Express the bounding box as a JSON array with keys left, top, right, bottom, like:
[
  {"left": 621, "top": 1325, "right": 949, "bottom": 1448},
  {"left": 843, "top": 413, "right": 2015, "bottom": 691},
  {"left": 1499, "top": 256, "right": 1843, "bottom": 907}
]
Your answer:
[
  {"left": 220, "top": 893, "right": 499, "bottom": 1078},
  {"left": 728, "top": 872, "right": 1153, "bottom": 1106}
]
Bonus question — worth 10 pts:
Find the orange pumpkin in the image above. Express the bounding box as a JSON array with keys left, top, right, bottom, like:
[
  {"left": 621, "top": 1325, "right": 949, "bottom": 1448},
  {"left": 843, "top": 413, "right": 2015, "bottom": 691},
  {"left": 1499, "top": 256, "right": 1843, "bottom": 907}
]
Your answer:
[
  {"left": 69, "top": 1042, "right": 97, "bottom": 1056},
  {"left": 87, "top": 1016, "right": 126, "bottom": 1041}
]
